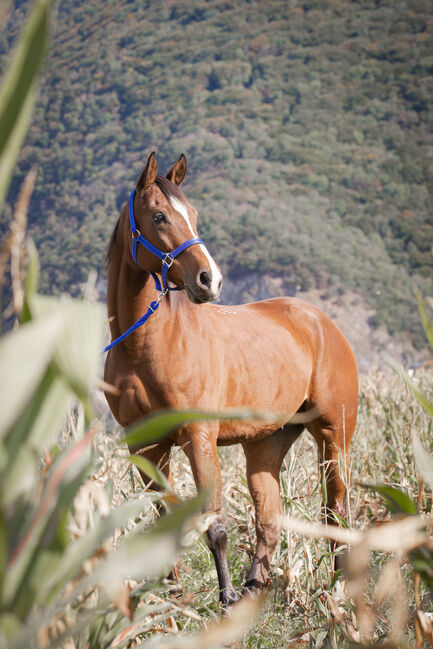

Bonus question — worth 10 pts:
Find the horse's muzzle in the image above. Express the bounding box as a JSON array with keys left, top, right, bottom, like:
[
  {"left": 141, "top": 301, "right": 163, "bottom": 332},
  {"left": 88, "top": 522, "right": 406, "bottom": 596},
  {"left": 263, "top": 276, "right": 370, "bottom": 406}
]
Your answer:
[{"left": 185, "top": 276, "right": 222, "bottom": 304}]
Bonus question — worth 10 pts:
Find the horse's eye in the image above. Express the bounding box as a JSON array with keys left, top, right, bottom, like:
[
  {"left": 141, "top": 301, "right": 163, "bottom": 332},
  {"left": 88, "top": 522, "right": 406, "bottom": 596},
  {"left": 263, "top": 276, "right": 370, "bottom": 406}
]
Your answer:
[{"left": 152, "top": 212, "right": 166, "bottom": 224}]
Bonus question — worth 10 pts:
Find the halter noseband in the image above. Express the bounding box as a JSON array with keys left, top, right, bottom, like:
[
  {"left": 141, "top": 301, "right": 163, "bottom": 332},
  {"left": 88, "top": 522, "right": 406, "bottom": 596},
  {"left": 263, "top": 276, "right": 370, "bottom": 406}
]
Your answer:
[{"left": 103, "top": 189, "right": 204, "bottom": 352}]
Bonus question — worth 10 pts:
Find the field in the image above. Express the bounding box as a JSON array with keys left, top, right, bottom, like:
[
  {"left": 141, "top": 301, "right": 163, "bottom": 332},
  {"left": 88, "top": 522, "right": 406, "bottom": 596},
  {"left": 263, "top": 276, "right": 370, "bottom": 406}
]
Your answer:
[
  {"left": 1, "top": 2, "right": 432, "bottom": 647},
  {"left": 65, "top": 366, "right": 432, "bottom": 649}
]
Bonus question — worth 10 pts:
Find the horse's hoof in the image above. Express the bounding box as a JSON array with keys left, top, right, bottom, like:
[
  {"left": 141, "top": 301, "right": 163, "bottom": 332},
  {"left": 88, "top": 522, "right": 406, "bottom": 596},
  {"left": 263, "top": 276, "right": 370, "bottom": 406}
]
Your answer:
[
  {"left": 220, "top": 589, "right": 240, "bottom": 609},
  {"left": 241, "top": 579, "right": 265, "bottom": 600}
]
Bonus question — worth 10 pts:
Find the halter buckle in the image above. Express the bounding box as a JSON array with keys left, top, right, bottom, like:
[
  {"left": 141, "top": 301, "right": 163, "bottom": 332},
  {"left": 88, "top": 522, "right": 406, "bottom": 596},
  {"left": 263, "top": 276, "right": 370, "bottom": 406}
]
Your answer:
[
  {"left": 132, "top": 229, "right": 140, "bottom": 240},
  {"left": 162, "top": 253, "right": 174, "bottom": 268},
  {"left": 157, "top": 288, "right": 168, "bottom": 303}
]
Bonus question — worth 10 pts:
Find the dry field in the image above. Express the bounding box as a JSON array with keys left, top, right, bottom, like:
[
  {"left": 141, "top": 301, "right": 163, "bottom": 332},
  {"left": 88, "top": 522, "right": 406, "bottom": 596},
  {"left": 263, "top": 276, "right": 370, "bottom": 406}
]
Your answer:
[{"left": 69, "top": 366, "right": 432, "bottom": 649}]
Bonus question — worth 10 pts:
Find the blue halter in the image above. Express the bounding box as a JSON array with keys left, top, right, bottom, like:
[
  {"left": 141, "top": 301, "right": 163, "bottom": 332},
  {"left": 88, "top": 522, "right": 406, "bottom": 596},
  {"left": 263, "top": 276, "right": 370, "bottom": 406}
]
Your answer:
[{"left": 104, "top": 189, "right": 203, "bottom": 352}]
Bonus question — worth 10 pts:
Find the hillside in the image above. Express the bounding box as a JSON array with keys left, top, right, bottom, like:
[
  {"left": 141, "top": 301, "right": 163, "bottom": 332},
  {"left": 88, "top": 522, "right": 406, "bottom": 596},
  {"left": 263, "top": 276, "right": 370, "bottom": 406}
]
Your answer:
[{"left": 1, "top": 0, "right": 433, "bottom": 352}]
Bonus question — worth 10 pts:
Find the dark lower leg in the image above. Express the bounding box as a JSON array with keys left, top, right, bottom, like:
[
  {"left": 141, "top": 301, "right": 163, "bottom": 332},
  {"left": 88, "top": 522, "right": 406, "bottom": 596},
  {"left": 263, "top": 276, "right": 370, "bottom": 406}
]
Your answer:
[
  {"left": 207, "top": 516, "right": 238, "bottom": 605},
  {"left": 179, "top": 427, "right": 236, "bottom": 606}
]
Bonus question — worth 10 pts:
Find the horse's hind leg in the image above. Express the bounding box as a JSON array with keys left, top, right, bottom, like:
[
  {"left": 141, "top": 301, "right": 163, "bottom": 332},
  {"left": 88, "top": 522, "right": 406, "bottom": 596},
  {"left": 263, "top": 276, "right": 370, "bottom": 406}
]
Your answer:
[
  {"left": 242, "top": 425, "right": 303, "bottom": 598},
  {"left": 308, "top": 404, "right": 357, "bottom": 568}
]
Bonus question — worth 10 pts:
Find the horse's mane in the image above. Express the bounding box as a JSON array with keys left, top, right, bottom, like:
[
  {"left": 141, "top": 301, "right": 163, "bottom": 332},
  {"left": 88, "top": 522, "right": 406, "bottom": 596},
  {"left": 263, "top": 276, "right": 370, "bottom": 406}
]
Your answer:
[
  {"left": 106, "top": 218, "right": 120, "bottom": 266},
  {"left": 105, "top": 175, "right": 187, "bottom": 266}
]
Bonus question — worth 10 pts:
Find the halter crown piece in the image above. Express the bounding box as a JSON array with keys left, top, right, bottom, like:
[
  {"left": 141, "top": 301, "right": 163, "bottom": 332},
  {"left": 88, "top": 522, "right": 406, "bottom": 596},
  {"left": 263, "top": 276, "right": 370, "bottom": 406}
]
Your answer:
[{"left": 103, "top": 189, "right": 203, "bottom": 352}]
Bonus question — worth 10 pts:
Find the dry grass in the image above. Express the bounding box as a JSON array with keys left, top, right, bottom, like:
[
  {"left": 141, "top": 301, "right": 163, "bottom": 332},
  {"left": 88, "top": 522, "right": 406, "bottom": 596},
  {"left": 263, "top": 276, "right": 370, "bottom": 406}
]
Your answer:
[{"left": 67, "top": 367, "right": 432, "bottom": 648}]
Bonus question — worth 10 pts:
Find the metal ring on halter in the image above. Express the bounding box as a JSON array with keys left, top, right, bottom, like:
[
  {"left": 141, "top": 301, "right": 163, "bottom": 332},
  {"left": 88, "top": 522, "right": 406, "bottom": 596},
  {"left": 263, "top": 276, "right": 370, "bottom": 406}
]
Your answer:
[
  {"left": 132, "top": 229, "right": 140, "bottom": 240},
  {"left": 162, "top": 253, "right": 174, "bottom": 268}
]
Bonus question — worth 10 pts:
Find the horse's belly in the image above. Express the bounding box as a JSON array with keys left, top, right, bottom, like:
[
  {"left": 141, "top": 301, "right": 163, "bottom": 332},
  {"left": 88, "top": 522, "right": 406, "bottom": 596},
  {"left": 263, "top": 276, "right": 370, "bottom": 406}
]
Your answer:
[{"left": 217, "top": 420, "right": 284, "bottom": 445}]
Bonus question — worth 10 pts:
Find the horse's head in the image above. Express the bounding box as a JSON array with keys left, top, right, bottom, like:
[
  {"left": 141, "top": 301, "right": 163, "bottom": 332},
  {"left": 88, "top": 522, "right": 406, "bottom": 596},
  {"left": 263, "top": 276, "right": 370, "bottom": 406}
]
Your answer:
[{"left": 130, "top": 152, "right": 222, "bottom": 303}]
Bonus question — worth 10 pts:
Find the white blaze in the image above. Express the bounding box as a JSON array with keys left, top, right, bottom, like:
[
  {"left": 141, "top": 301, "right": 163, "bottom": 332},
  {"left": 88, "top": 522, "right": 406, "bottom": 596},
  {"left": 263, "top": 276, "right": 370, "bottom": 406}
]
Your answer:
[
  {"left": 169, "top": 195, "right": 222, "bottom": 296},
  {"left": 169, "top": 196, "right": 198, "bottom": 237}
]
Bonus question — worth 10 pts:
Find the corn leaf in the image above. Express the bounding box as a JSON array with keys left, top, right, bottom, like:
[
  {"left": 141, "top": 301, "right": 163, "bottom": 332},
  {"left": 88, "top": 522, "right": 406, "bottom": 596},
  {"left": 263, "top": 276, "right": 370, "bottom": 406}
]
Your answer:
[
  {"left": 386, "top": 356, "right": 433, "bottom": 419},
  {"left": 412, "top": 432, "right": 433, "bottom": 492},
  {"left": 94, "top": 495, "right": 205, "bottom": 601},
  {"left": 29, "top": 295, "right": 103, "bottom": 409},
  {"left": 3, "top": 430, "right": 94, "bottom": 610},
  {"left": 128, "top": 454, "right": 172, "bottom": 492},
  {"left": 415, "top": 290, "right": 433, "bottom": 352},
  {"left": 0, "top": 0, "right": 52, "bottom": 210},
  {"left": 125, "top": 408, "right": 273, "bottom": 448},
  {"left": 3, "top": 366, "right": 73, "bottom": 506},
  {"left": 21, "top": 239, "right": 40, "bottom": 324},
  {"left": 0, "top": 312, "right": 65, "bottom": 440},
  {"left": 37, "top": 498, "right": 151, "bottom": 605},
  {"left": 363, "top": 483, "right": 417, "bottom": 516}
]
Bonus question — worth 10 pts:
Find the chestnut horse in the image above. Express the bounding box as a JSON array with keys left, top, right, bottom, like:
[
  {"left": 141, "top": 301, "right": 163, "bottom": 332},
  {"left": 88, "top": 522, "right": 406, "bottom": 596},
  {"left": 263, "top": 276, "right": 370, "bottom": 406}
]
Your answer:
[{"left": 104, "top": 152, "right": 358, "bottom": 605}]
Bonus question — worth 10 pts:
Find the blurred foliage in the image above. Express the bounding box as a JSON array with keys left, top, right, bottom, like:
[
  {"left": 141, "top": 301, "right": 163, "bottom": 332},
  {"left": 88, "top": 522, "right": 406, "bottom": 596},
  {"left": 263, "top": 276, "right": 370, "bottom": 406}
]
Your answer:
[
  {"left": 0, "top": 0, "right": 51, "bottom": 211},
  {"left": 0, "top": 229, "right": 211, "bottom": 647},
  {"left": 0, "top": 8, "right": 246, "bottom": 644},
  {"left": 367, "top": 294, "right": 433, "bottom": 599},
  {"left": 1, "top": 0, "right": 433, "bottom": 349}
]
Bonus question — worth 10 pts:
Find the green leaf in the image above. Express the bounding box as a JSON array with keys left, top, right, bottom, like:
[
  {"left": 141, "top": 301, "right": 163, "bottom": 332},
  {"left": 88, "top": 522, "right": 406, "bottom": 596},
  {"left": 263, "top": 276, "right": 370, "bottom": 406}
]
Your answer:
[
  {"left": 29, "top": 295, "right": 103, "bottom": 412},
  {"left": 38, "top": 498, "right": 150, "bottom": 605},
  {"left": 3, "top": 431, "right": 94, "bottom": 610},
  {"left": 128, "top": 455, "right": 172, "bottom": 492},
  {"left": 415, "top": 290, "right": 433, "bottom": 352},
  {"left": 0, "top": 312, "right": 65, "bottom": 440},
  {"left": 76, "top": 495, "right": 206, "bottom": 608},
  {"left": 410, "top": 546, "right": 433, "bottom": 590},
  {"left": 363, "top": 483, "right": 417, "bottom": 516},
  {"left": 21, "top": 239, "right": 40, "bottom": 324},
  {"left": 125, "top": 408, "right": 273, "bottom": 448},
  {"left": 0, "top": 511, "right": 7, "bottom": 597},
  {"left": 3, "top": 365, "right": 73, "bottom": 506},
  {"left": 0, "top": 0, "right": 52, "bottom": 210},
  {"left": 386, "top": 356, "right": 433, "bottom": 419},
  {"left": 412, "top": 432, "right": 433, "bottom": 492}
]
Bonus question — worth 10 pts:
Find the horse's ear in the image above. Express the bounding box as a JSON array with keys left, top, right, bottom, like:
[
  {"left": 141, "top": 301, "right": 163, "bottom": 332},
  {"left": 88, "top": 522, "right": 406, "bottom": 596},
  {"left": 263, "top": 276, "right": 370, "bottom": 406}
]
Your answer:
[
  {"left": 137, "top": 152, "right": 158, "bottom": 196},
  {"left": 166, "top": 153, "right": 187, "bottom": 185}
]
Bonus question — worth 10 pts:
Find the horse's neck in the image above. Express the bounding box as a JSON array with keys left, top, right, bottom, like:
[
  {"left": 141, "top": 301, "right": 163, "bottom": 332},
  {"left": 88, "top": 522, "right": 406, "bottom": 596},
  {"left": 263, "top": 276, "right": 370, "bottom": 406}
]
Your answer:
[{"left": 106, "top": 239, "right": 186, "bottom": 352}]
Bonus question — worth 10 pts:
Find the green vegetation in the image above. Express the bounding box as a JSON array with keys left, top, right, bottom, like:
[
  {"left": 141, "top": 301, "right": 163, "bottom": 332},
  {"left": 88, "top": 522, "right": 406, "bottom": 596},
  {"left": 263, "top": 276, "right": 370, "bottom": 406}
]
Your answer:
[
  {"left": 176, "top": 364, "right": 433, "bottom": 648},
  {"left": 3, "top": 3, "right": 432, "bottom": 647},
  {"left": 0, "top": 279, "right": 251, "bottom": 648},
  {"left": 1, "top": 0, "right": 433, "bottom": 347}
]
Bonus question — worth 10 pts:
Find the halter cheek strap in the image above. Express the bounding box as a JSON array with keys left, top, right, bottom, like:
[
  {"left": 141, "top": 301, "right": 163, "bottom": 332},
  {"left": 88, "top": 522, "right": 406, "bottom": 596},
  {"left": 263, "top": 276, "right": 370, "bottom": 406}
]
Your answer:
[{"left": 103, "top": 189, "right": 204, "bottom": 352}]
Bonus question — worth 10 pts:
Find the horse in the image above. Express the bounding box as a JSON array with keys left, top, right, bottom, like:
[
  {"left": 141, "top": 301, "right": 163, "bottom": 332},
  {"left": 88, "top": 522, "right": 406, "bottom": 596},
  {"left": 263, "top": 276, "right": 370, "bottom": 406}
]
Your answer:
[{"left": 104, "top": 152, "right": 358, "bottom": 606}]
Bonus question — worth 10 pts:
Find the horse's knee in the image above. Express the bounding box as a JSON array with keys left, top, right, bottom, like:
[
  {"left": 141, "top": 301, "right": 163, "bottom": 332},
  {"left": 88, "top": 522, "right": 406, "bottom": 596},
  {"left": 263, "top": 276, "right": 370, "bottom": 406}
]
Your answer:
[{"left": 207, "top": 517, "right": 228, "bottom": 554}]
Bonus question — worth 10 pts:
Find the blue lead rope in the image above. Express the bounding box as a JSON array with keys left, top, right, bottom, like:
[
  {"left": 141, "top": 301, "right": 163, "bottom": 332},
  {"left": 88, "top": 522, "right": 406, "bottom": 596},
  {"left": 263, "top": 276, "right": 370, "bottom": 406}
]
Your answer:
[
  {"left": 104, "top": 189, "right": 203, "bottom": 352},
  {"left": 103, "top": 298, "right": 162, "bottom": 352}
]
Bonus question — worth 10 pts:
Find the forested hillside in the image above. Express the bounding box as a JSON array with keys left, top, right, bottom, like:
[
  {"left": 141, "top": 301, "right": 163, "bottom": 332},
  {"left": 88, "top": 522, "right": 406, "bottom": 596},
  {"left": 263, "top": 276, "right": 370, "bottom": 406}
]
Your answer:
[{"left": 1, "top": 0, "right": 433, "bottom": 348}]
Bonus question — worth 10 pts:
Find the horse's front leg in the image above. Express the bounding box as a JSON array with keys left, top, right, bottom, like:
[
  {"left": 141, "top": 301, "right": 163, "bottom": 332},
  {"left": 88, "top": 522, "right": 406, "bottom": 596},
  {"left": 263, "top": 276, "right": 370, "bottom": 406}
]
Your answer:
[
  {"left": 178, "top": 424, "right": 238, "bottom": 606},
  {"left": 242, "top": 426, "right": 302, "bottom": 598}
]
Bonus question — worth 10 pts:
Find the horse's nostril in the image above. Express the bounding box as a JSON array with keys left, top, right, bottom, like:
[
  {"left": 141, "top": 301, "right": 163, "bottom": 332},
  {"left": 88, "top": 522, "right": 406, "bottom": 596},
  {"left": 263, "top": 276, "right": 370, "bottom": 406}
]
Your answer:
[
  {"left": 199, "top": 270, "right": 212, "bottom": 289},
  {"left": 217, "top": 277, "right": 222, "bottom": 291}
]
